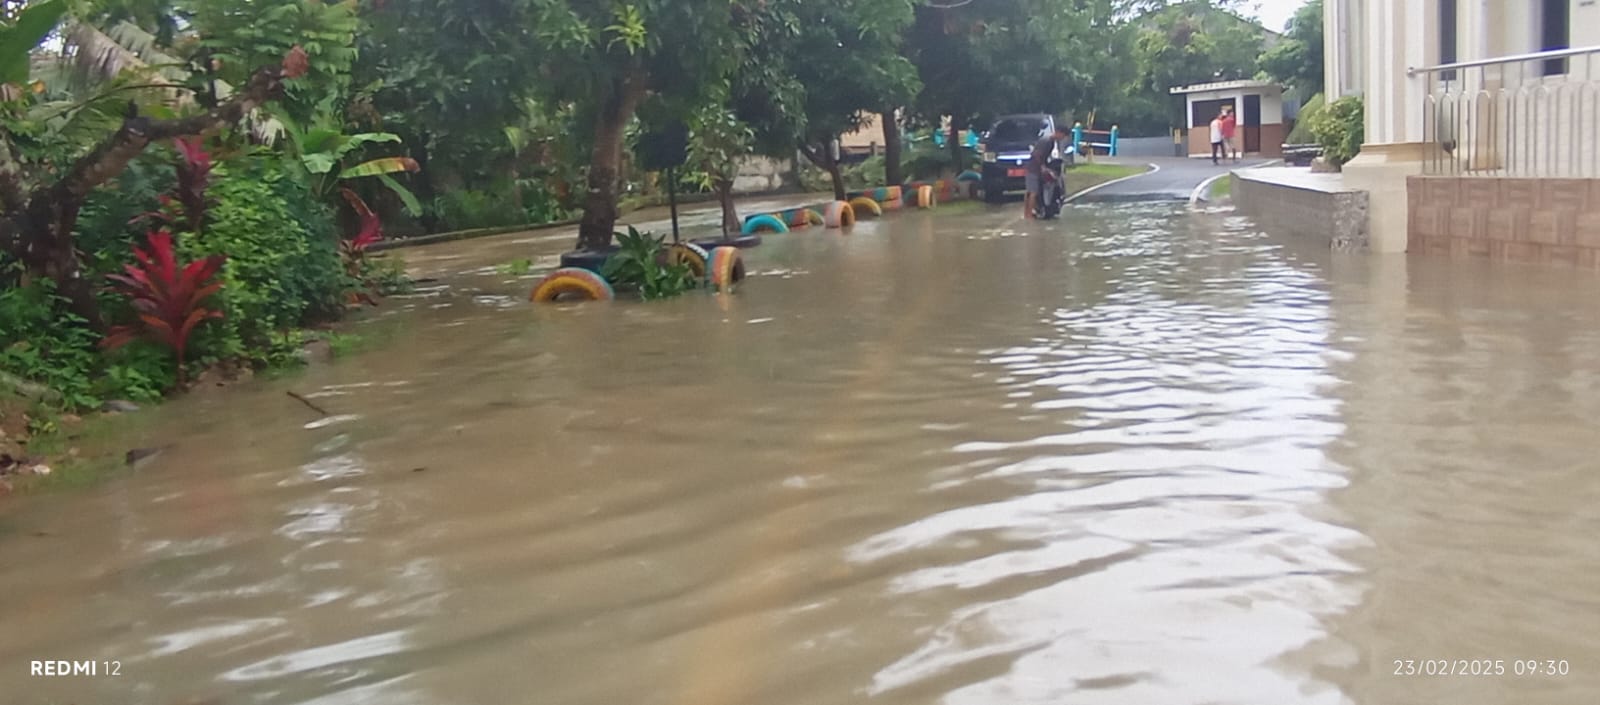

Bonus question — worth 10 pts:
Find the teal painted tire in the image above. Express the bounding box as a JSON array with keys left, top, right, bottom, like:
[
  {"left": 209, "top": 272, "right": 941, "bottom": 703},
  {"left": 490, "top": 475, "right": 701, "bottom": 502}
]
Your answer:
[{"left": 742, "top": 214, "right": 790, "bottom": 235}]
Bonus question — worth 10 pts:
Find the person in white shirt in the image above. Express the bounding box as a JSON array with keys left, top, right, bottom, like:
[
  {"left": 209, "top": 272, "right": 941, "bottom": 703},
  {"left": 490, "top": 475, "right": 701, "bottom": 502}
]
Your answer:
[{"left": 1209, "top": 111, "right": 1225, "bottom": 165}]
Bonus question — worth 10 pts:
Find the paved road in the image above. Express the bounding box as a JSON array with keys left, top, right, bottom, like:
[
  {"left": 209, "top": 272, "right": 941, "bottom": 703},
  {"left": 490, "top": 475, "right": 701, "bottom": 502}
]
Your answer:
[{"left": 1077, "top": 157, "right": 1271, "bottom": 203}]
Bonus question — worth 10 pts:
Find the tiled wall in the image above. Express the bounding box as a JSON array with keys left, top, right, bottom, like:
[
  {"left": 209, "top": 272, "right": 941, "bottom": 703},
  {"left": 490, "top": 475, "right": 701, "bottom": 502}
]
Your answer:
[
  {"left": 1407, "top": 177, "right": 1600, "bottom": 267},
  {"left": 1234, "top": 176, "right": 1369, "bottom": 251}
]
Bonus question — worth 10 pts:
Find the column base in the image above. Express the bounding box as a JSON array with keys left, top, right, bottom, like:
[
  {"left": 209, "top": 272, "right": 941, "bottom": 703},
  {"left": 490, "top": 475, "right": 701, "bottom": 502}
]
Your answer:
[{"left": 1340, "top": 143, "right": 1427, "bottom": 253}]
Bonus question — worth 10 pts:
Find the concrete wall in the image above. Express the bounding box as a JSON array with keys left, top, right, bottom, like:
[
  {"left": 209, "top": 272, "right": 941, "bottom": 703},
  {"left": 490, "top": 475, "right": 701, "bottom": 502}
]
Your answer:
[
  {"left": 1235, "top": 170, "right": 1371, "bottom": 251},
  {"left": 731, "top": 157, "right": 793, "bottom": 194},
  {"left": 1117, "top": 135, "right": 1183, "bottom": 158},
  {"left": 1408, "top": 176, "right": 1600, "bottom": 266}
]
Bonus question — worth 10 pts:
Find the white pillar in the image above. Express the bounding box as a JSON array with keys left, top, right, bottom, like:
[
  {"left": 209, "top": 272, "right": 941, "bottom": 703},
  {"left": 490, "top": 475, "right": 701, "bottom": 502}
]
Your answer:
[{"left": 1340, "top": 0, "right": 1432, "bottom": 253}]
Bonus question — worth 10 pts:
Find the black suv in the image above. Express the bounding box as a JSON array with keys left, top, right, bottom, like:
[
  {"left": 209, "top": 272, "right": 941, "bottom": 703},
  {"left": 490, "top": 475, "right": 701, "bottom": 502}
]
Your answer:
[{"left": 978, "top": 114, "right": 1074, "bottom": 203}]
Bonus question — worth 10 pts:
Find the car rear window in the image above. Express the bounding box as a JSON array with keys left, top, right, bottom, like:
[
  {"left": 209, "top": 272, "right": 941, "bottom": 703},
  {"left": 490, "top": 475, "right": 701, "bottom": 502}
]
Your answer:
[{"left": 989, "top": 118, "right": 1046, "bottom": 143}]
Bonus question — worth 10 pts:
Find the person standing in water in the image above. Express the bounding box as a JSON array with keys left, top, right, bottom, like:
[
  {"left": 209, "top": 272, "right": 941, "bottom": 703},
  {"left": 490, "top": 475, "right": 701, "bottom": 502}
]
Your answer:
[{"left": 1026, "top": 123, "right": 1070, "bottom": 219}]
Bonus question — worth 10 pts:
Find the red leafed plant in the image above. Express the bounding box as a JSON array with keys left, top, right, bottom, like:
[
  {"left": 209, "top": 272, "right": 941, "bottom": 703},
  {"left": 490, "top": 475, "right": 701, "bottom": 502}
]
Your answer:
[
  {"left": 339, "top": 188, "right": 384, "bottom": 306},
  {"left": 171, "top": 137, "right": 213, "bottom": 232},
  {"left": 101, "top": 230, "right": 227, "bottom": 385},
  {"left": 130, "top": 138, "right": 214, "bottom": 233}
]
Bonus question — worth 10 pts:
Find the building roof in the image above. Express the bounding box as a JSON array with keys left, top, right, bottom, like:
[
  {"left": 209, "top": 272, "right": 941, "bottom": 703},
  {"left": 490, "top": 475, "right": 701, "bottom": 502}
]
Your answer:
[{"left": 1169, "top": 79, "right": 1282, "bottom": 95}]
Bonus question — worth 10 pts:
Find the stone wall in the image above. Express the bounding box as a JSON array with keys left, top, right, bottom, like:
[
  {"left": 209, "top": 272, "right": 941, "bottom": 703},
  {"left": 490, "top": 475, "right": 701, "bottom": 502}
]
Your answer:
[
  {"left": 1407, "top": 177, "right": 1600, "bottom": 267},
  {"left": 1234, "top": 169, "right": 1370, "bottom": 251},
  {"left": 731, "top": 156, "right": 794, "bottom": 194}
]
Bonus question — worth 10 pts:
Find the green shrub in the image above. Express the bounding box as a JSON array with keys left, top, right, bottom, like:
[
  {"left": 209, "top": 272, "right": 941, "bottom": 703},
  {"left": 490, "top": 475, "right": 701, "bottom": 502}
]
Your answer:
[
  {"left": 601, "top": 227, "right": 698, "bottom": 300},
  {"left": 1308, "top": 96, "right": 1364, "bottom": 166},
  {"left": 75, "top": 155, "right": 170, "bottom": 277},
  {"left": 0, "top": 275, "right": 103, "bottom": 410},
  {"left": 181, "top": 159, "right": 346, "bottom": 364},
  {"left": 1286, "top": 92, "right": 1325, "bottom": 144},
  {"left": 432, "top": 188, "right": 527, "bottom": 231}
]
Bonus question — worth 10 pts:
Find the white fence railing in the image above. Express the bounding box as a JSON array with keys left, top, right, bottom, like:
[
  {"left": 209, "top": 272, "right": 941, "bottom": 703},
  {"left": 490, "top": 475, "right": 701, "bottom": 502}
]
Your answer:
[{"left": 1412, "top": 46, "right": 1600, "bottom": 177}]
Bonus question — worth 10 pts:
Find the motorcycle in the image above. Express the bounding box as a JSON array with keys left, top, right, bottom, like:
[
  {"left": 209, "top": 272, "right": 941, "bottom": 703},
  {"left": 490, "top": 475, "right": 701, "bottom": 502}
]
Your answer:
[{"left": 1034, "top": 158, "right": 1066, "bottom": 220}]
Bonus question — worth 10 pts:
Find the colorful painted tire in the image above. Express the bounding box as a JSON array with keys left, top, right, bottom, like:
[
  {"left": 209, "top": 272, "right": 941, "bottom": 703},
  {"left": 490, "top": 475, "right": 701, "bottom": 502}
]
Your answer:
[
  {"left": 666, "top": 242, "right": 710, "bottom": 279},
  {"left": 709, "top": 246, "right": 746, "bottom": 291},
  {"left": 934, "top": 180, "right": 956, "bottom": 202},
  {"left": 957, "top": 170, "right": 983, "bottom": 182},
  {"left": 690, "top": 234, "right": 763, "bottom": 250},
  {"left": 530, "top": 267, "right": 614, "bottom": 303},
  {"left": 870, "top": 186, "right": 903, "bottom": 203},
  {"left": 742, "top": 214, "right": 789, "bottom": 235},
  {"left": 823, "top": 201, "right": 856, "bottom": 228},
  {"left": 882, "top": 198, "right": 903, "bottom": 211},
  {"left": 800, "top": 208, "right": 825, "bottom": 227},
  {"left": 914, "top": 185, "right": 936, "bottom": 209},
  {"left": 849, "top": 197, "right": 882, "bottom": 217}
]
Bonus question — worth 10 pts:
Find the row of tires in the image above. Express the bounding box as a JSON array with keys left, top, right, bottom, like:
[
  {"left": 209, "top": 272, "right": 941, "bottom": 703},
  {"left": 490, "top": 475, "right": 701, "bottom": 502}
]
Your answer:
[
  {"left": 740, "top": 183, "right": 946, "bottom": 236},
  {"left": 529, "top": 243, "right": 746, "bottom": 303},
  {"left": 532, "top": 177, "right": 976, "bottom": 304}
]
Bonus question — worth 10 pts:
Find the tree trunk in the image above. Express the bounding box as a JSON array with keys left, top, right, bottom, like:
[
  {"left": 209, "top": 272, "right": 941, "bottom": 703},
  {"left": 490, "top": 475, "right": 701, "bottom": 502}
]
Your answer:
[
  {"left": 715, "top": 178, "right": 739, "bottom": 238},
  {"left": 411, "top": 135, "right": 440, "bottom": 232},
  {"left": 798, "top": 142, "right": 846, "bottom": 202},
  {"left": 576, "top": 70, "right": 647, "bottom": 252},
  {"left": 881, "top": 109, "right": 903, "bottom": 186},
  {"left": 948, "top": 115, "right": 964, "bottom": 176}
]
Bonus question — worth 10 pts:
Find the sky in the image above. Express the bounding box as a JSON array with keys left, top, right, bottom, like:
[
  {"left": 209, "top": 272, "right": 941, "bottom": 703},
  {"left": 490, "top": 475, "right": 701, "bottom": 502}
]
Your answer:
[{"left": 1241, "top": 0, "right": 1310, "bottom": 33}]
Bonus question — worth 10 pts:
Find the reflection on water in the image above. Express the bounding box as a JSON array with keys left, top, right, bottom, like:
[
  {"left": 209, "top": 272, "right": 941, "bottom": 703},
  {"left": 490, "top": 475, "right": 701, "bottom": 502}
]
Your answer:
[{"left": 1, "top": 203, "right": 1597, "bottom": 705}]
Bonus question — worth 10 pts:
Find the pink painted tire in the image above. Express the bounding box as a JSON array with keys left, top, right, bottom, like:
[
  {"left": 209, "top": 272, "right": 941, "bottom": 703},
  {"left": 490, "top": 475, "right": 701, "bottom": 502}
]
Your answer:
[{"left": 823, "top": 201, "right": 856, "bottom": 228}]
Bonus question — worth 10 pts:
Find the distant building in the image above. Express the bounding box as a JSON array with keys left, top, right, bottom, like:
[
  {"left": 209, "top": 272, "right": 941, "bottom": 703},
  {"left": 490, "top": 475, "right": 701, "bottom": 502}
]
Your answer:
[{"left": 1170, "top": 80, "right": 1287, "bottom": 158}]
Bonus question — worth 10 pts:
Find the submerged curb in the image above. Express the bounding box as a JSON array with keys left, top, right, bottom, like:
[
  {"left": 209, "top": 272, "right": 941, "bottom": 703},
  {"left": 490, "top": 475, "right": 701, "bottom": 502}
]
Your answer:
[{"left": 1064, "top": 163, "right": 1161, "bottom": 204}]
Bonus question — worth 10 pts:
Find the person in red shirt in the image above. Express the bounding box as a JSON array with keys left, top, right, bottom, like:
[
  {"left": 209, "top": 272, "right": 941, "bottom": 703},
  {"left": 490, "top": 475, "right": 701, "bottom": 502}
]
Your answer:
[{"left": 1219, "top": 107, "right": 1239, "bottom": 162}]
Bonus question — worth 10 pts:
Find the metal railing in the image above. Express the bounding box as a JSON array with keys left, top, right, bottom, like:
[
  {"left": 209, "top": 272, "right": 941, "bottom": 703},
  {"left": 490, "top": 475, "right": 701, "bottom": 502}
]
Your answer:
[{"left": 1412, "top": 46, "right": 1600, "bottom": 177}]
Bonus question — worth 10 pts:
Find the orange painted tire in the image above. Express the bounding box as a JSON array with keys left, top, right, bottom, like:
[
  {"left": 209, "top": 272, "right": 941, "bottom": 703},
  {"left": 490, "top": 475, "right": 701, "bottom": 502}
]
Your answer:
[
  {"left": 666, "top": 242, "right": 710, "bottom": 279},
  {"left": 530, "top": 267, "right": 614, "bottom": 302},
  {"left": 823, "top": 201, "right": 856, "bottom": 228},
  {"left": 849, "top": 197, "right": 882, "bottom": 217},
  {"left": 709, "top": 246, "right": 746, "bottom": 291},
  {"left": 882, "top": 198, "right": 903, "bottom": 211},
  {"left": 915, "top": 185, "right": 936, "bottom": 209}
]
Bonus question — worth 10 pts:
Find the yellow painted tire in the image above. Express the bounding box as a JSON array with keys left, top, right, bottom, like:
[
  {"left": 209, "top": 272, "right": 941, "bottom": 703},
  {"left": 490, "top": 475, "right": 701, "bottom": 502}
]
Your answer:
[
  {"left": 802, "top": 208, "right": 825, "bottom": 226},
  {"left": 849, "top": 197, "right": 882, "bottom": 217},
  {"left": 823, "top": 201, "right": 856, "bottom": 228},
  {"left": 709, "top": 246, "right": 746, "bottom": 291},
  {"left": 530, "top": 267, "right": 614, "bottom": 303},
  {"left": 666, "top": 242, "right": 710, "bottom": 279},
  {"left": 915, "top": 185, "right": 936, "bottom": 209}
]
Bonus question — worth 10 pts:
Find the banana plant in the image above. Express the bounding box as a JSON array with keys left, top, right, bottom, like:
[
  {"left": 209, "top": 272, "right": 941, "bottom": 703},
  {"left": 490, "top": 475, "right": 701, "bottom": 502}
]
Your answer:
[
  {"left": 0, "top": 0, "right": 67, "bottom": 97},
  {"left": 280, "top": 114, "right": 423, "bottom": 218}
]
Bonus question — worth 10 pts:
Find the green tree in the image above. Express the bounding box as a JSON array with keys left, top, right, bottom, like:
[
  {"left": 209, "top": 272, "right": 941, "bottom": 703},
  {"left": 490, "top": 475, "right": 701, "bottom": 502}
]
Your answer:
[
  {"left": 527, "top": 0, "right": 747, "bottom": 252},
  {"left": 1258, "top": 0, "right": 1323, "bottom": 97},
  {"left": 904, "top": 0, "right": 1121, "bottom": 163},
  {"left": 784, "top": 0, "right": 917, "bottom": 201},
  {"left": 1103, "top": 0, "right": 1268, "bottom": 134},
  {"left": 355, "top": 0, "right": 545, "bottom": 229}
]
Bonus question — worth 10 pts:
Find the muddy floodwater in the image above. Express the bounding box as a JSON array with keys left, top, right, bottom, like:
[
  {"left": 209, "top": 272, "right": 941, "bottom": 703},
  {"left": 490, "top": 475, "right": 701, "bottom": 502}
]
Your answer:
[{"left": 2, "top": 201, "right": 1598, "bottom": 704}]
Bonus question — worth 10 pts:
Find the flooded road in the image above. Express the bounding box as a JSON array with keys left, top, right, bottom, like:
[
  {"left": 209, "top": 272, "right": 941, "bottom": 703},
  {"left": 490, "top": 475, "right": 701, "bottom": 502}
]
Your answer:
[{"left": 2, "top": 202, "right": 1598, "bottom": 704}]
